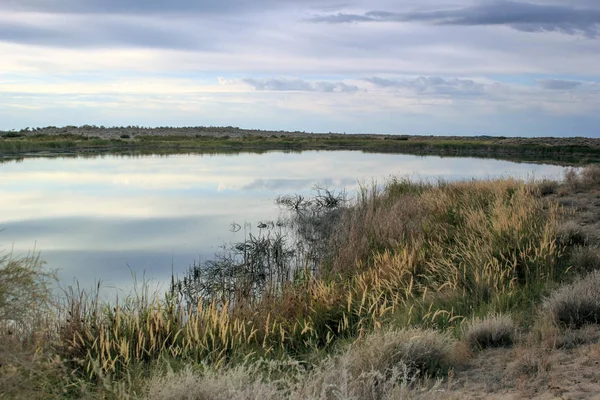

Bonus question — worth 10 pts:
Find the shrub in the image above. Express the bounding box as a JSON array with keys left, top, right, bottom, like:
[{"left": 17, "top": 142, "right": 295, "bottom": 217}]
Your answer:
[
  {"left": 462, "top": 314, "right": 515, "bottom": 350},
  {"left": 145, "top": 365, "right": 282, "bottom": 400},
  {"left": 0, "top": 252, "right": 55, "bottom": 327},
  {"left": 120, "top": 134, "right": 131, "bottom": 139},
  {"left": 536, "top": 179, "right": 558, "bottom": 196},
  {"left": 1, "top": 132, "right": 24, "bottom": 138},
  {"left": 0, "top": 252, "right": 62, "bottom": 398},
  {"left": 556, "top": 221, "right": 588, "bottom": 247},
  {"left": 542, "top": 269, "right": 600, "bottom": 328},
  {"left": 505, "top": 348, "right": 552, "bottom": 379},
  {"left": 297, "top": 329, "right": 455, "bottom": 400},
  {"left": 562, "top": 165, "right": 600, "bottom": 192},
  {"left": 569, "top": 246, "right": 600, "bottom": 274},
  {"left": 580, "top": 164, "right": 600, "bottom": 188},
  {"left": 564, "top": 168, "right": 580, "bottom": 191},
  {"left": 344, "top": 329, "right": 454, "bottom": 378}
]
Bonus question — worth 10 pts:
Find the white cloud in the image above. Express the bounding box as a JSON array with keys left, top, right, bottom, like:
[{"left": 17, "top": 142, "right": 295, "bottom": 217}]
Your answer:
[{"left": 0, "top": 1, "right": 598, "bottom": 135}]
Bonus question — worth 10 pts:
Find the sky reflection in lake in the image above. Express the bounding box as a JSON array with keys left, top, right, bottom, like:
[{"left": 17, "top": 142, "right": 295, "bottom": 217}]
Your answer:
[{"left": 0, "top": 151, "right": 567, "bottom": 293}]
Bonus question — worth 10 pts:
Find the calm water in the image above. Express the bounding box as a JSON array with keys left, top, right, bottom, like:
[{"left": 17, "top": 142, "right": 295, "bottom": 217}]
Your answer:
[{"left": 0, "top": 151, "right": 566, "bottom": 293}]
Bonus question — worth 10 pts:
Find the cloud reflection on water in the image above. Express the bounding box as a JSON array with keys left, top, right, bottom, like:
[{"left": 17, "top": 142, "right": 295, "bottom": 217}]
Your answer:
[{"left": 0, "top": 151, "right": 566, "bottom": 291}]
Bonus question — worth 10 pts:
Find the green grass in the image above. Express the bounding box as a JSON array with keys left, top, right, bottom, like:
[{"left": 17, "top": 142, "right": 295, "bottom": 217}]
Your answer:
[{"left": 3, "top": 130, "right": 600, "bottom": 165}]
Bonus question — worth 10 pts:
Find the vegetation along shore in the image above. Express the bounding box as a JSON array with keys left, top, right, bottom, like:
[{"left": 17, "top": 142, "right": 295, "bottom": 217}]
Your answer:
[
  {"left": 3, "top": 163, "right": 600, "bottom": 398},
  {"left": 2, "top": 125, "right": 600, "bottom": 165}
]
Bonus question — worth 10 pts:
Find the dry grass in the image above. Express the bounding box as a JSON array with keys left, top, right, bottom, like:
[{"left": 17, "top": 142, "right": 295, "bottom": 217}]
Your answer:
[
  {"left": 0, "top": 252, "right": 68, "bottom": 399},
  {"left": 536, "top": 179, "right": 559, "bottom": 196},
  {"left": 50, "top": 177, "right": 566, "bottom": 385},
  {"left": 569, "top": 245, "right": 600, "bottom": 274},
  {"left": 145, "top": 364, "right": 282, "bottom": 400},
  {"left": 580, "top": 164, "right": 600, "bottom": 187},
  {"left": 505, "top": 347, "right": 553, "bottom": 381},
  {"left": 563, "top": 164, "right": 600, "bottom": 192},
  {"left": 542, "top": 269, "right": 600, "bottom": 328},
  {"left": 0, "top": 251, "right": 55, "bottom": 327},
  {"left": 462, "top": 314, "right": 515, "bottom": 350},
  {"left": 564, "top": 168, "right": 581, "bottom": 191},
  {"left": 556, "top": 221, "right": 588, "bottom": 246},
  {"left": 343, "top": 329, "right": 455, "bottom": 378},
  {"left": 145, "top": 328, "right": 457, "bottom": 400},
  {"left": 2, "top": 174, "right": 581, "bottom": 398}
]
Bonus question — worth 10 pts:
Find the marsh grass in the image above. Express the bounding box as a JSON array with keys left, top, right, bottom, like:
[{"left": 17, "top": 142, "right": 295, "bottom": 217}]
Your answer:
[
  {"left": 52, "top": 176, "right": 568, "bottom": 386},
  {"left": 0, "top": 252, "right": 68, "bottom": 398},
  {"left": 3, "top": 129, "right": 600, "bottom": 166},
  {"left": 2, "top": 171, "right": 587, "bottom": 398}
]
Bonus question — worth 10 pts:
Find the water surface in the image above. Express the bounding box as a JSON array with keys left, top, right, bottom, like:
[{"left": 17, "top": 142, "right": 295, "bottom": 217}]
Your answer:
[{"left": 0, "top": 151, "right": 566, "bottom": 293}]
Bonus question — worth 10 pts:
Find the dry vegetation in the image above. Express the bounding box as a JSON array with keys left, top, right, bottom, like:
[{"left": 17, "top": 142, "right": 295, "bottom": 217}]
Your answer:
[
  {"left": 462, "top": 314, "right": 516, "bottom": 350},
  {"left": 2, "top": 166, "right": 600, "bottom": 399}
]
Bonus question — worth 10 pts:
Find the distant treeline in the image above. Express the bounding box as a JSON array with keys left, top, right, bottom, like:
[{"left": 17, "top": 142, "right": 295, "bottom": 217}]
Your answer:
[{"left": 1, "top": 125, "right": 600, "bottom": 165}]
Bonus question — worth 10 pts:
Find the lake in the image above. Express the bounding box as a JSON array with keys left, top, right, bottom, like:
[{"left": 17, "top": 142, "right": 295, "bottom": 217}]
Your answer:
[{"left": 0, "top": 151, "right": 567, "bottom": 294}]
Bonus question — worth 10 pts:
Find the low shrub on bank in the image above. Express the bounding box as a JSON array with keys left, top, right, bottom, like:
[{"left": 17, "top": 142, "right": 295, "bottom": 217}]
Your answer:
[
  {"left": 542, "top": 269, "right": 600, "bottom": 328},
  {"left": 569, "top": 246, "right": 600, "bottom": 274},
  {"left": 536, "top": 179, "right": 558, "bottom": 196},
  {"left": 563, "top": 164, "right": 600, "bottom": 192},
  {"left": 581, "top": 164, "right": 600, "bottom": 187},
  {"left": 145, "top": 364, "right": 283, "bottom": 400},
  {"left": 462, "top": 314, "right": 515, "bottom": 350}
]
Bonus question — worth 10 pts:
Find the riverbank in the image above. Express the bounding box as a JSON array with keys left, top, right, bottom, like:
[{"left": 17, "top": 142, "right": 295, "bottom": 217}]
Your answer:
[
  {"left": 2, "top": 167, "right": 600, "bottom": 399},
  {"left": 2, "top": 126, "right": 600, "bottom": 165}
]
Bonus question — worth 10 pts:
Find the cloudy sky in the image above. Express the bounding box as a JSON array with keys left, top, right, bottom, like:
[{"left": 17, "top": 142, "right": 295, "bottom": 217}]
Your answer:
[{"left": 1, "top": 0, "right": 599, "bottom": 136}]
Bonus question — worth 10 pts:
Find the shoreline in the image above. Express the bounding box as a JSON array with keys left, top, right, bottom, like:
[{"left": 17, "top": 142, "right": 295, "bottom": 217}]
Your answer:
[{"left": 2, "top": 126, "right": 600, "bottom": 165}]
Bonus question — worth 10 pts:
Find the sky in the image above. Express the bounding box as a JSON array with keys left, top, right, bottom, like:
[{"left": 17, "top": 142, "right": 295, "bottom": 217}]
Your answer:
[{"left": 1, "top": 0, "right": 600, "bottom": 136}]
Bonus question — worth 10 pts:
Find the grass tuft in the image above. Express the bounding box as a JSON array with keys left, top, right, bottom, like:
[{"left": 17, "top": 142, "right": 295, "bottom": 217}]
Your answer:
[
  {"left": 462, "top": 313, "right": 515, "bottom": 350},
  {"left": 536, "top": 179, "right": 559, "bottom": 196},
  {"left": 542, "top": 270, "right": 600, "bottom": 328},
  {"left": 580, "top": 164, "right": 600, "bottom": 187},
  {"left": 344, "top": 328, "right": 455, "bottom": 378},
  {"left": 569, "top": 246, "right": 600, "bottom": 274},
  {"left": 556, "top": 221, "right": 588, "bottom": 247}
]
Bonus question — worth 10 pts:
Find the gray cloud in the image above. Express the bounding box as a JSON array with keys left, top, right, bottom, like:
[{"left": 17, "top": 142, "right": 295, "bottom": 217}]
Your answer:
[
  {"left": 366, "top": 76, "right": 485, "bottom": 96},
  {"left": 538, "top": 79, "right": 583, "bottom": 90},
  {"left": 3, "top": 0, "right": 265, "bottom": 14},
  {"left": 242, "top": 78, "right": 359, "bottom": 93},
  {"left": 312, "top": 1, "right": 600, "bottom": 37},
  {"left": 0, "top": 18, "right": 214, "bottom": 50},
  {"left": 1, "top": 0, "right": 338, "bottom": 15}
]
